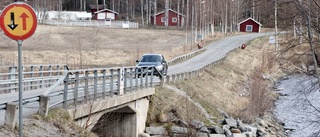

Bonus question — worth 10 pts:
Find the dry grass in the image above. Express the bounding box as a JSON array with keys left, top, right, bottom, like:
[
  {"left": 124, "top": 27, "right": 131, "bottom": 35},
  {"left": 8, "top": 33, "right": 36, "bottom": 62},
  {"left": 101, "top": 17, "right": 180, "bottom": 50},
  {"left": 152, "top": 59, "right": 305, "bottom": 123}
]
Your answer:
[
  {"left": 0, "top": 25, "right": 192, "bottom": 68},
  {"left": 147, "top": 87, "right": 208, "bottom": 126},
  {"left": 0, "top": 108, "right": 97, "bottom": 137}
]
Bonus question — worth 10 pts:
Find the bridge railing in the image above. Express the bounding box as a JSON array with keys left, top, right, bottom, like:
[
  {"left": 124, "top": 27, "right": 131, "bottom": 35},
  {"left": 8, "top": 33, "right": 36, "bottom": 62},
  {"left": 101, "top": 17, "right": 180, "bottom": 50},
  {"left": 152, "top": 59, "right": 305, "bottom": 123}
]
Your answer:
[
  {"left": 0, "top": 64, "right": 161, "bottom": 127},
  {"left": 0, "top": 64, "right": 67, "bottom": 94},
  {"left": 55, "top": 66, "right": 159, "bottom": 109}
]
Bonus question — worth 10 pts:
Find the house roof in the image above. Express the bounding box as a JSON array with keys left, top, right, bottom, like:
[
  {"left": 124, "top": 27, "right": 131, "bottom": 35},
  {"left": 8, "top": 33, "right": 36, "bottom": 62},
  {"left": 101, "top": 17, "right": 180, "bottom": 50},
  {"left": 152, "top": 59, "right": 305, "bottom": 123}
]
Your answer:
[
  {"left": 94, "top": 8, "right": 118, "bottom": 14},
  {"left": 153, "top": 9, "right": 185, "bottom": 17},
  {"left": 238, "top": 17, "right": 262, "bottom": 26}
]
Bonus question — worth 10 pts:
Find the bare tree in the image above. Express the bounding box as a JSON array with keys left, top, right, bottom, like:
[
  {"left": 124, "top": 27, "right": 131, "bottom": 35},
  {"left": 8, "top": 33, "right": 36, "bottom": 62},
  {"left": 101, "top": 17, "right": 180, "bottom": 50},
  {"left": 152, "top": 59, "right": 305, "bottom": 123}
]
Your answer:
[{"left": 140, "top": 0, "right": 144, "bottom": 27}]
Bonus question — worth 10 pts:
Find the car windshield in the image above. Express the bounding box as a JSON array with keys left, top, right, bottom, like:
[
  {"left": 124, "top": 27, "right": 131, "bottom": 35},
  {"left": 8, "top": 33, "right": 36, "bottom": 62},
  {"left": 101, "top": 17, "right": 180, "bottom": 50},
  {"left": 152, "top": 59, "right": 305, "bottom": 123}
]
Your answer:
[{"left": 140, "top": 55, "right": 161, "bottom": 62}]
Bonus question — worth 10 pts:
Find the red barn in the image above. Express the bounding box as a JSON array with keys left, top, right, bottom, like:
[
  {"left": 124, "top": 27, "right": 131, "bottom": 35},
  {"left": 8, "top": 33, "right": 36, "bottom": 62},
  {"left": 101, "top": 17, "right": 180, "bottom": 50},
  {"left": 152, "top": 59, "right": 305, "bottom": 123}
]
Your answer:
[
  {"left": 151, "top": 9, "right": 185, "bottom": 26},
  {"left": 238, "top": 17, "right": 262, "bottom": 33}
]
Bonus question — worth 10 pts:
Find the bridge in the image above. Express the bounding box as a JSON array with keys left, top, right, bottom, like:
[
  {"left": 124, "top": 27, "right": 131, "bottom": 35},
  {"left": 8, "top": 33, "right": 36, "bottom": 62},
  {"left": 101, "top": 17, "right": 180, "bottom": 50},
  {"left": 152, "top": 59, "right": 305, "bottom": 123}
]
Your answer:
[{"left": 0, "top": 32, "right": 273, "bottom": 136}]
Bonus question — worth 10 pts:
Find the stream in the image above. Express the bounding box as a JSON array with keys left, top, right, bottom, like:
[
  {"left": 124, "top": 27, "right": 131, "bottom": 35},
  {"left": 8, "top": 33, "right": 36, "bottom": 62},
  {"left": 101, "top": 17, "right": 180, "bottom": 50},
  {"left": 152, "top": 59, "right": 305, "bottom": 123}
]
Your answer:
[{"left": 274, "top": 74, "right": 320, "bottom": 137}]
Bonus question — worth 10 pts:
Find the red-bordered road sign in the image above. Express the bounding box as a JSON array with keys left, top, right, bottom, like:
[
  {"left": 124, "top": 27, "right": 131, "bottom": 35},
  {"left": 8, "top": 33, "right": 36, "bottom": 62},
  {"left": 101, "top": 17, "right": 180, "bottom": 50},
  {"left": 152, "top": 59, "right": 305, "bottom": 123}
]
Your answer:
[{"left": 0, "top": 3, "right": 37, "bottom": 41}]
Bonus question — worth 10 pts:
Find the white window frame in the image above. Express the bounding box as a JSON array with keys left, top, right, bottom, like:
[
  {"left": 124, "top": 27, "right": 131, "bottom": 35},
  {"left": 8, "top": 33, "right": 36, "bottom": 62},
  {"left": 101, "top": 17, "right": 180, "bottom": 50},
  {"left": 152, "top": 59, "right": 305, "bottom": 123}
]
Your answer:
[
  {"left": 246, "top": 25, "right": 253, "bottom": 32},
  {"left": 161, "top": 17, "right": 165, "bottom": 22},
  {"left": 172, "top": 17, "right": 178, "bottom": 23}
]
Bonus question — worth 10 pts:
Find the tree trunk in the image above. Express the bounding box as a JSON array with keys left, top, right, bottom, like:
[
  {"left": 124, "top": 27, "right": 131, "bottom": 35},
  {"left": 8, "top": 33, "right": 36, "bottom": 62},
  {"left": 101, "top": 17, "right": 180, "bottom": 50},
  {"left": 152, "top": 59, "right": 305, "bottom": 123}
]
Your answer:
[
  {"left": 154, "top": 0, "right": 157, "bottom": 26},
  {"left": 306, "top": 0, "right": 320, "bottom": 88},
  {"left": 225, "top": 0, "right": 228, "bottom": 34},
  {"left": 194, "top": 0, "right": 198, "bottom": 42},
  {"left": 146, "top": 0, "right": 149, "bottom": 26},
  {"left": 165, "top": 0, "right": 169, "bottom": 27},
  {"left": 140, "top": 0, "right": 144, "bottom": 27},
  {"left": 118, "top": 0, "right": 121, "bottom": 13},
  {"left": 84, "top": 0, "right": 86, "bottom": 11},
  {"left": 211, "top": 0, "right": 214, "bottom": 36},
  {"left": 97, "top": 0, "right": 99, "bottom": 13},
  {"left": 111, "top": 0, "right": 114, "bottom": 10},
  {"left": 177, "top": 0, "right": 180, "bottom": 26},
  {"left": 148, "top": 0, "right": 152, "bottom": 26},
  {"left": 132, "top": 0, "right": 135, "bottom": 19},
  {"left": 80, "top": 0, "right": 83, "bottom": 11},
  {"left": 186, "top": 0, "right": 189, "bottom": 31},
  {"left": 181, "top": 0, "right": 185, "bottom": 28},
  {"left": 126, "top": 0, "right": 129, "bottom": 20},
  {"left": 275, "top": 0, "right": 278, "bottom": 51}
]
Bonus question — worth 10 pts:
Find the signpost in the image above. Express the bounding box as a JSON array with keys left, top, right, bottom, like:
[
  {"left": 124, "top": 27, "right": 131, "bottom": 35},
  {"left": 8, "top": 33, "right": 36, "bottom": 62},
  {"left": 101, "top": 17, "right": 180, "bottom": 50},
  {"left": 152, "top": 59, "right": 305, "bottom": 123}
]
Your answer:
[
  {"left": 0, "top": 2, "right": 37, "bottom": 137},
  {"left": 269, "top": 36, "right": 275, "bottom": 44}
]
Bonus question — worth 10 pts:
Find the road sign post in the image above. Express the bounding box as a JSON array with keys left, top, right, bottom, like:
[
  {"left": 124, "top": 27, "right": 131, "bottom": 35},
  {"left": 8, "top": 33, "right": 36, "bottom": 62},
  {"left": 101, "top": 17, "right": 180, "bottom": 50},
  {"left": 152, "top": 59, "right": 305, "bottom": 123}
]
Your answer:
[
  {"left": 17, "top": 40, "right": 23, "bottom": 137},
  {"left": 0, "top": 2, "right": 37, "bottom": 137}
]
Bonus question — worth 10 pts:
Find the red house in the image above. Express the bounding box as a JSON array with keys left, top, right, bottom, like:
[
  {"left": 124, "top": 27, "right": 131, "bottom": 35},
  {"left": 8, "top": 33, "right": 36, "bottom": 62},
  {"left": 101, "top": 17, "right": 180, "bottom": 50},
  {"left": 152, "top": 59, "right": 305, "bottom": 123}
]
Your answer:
[
  {"left": 94, "top": 9, "right": 118, "bottom": 20},
  {"left": 90, "top": 5, "right": 118, "bottom": 20},
  {"left": 238, "top": 17, "right": 262, "bottom": 33},
  {"left": 151, "top": 9, "right": 185, "bottom": 26}
]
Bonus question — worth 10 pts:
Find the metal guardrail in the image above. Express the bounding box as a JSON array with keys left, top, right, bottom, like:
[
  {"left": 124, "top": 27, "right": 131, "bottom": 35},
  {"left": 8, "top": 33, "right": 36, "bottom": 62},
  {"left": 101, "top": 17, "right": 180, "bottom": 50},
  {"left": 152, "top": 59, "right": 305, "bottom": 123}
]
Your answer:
[
  {"left": 165, "top": 47, "right": 239, "bottom": 83},
  {"left": 0, "top": 65, "right": 162, "bottom": 113},
  {"left": 167, "top": 48, "right": 206, "bottom": 66},
  {"left": 0, "top": 64, "right": 67, "bottom": 94}
]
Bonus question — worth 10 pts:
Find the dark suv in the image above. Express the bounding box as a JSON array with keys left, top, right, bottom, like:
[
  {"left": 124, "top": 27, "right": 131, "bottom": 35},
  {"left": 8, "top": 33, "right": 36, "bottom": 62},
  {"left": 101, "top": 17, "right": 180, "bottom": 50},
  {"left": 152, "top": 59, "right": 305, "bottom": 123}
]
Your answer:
[{"left": 135, "top": 54, "right": 168, "bottom": 77}]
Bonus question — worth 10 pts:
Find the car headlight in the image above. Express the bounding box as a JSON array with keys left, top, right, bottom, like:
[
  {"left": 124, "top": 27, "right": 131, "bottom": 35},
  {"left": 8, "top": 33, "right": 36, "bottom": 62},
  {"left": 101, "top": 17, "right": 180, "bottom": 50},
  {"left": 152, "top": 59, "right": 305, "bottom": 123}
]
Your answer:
[{"left": 155, "top": 65, "right": 163, "bottom": 70}]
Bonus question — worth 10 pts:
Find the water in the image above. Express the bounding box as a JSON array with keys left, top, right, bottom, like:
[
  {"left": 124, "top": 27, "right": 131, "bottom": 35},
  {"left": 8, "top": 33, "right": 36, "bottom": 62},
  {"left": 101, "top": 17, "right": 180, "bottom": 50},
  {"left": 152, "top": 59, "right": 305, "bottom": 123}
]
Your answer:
[{"left": 274, "top": 74, "right": 320, "bottom": 137}]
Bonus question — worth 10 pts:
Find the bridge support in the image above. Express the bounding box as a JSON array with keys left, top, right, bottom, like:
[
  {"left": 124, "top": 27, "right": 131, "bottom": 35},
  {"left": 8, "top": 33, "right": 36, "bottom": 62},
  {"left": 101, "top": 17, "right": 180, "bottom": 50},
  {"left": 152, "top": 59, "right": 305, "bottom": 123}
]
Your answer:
[
  {"left": 38, "top": 95, "right": 50, "bottom": 117},
  {"left": 5, "top": 102, "right": 18, "bottom": 130},
  {"left": 67, "top": 88, "right": 155, "bottom": 137},
  {"left": 160, "top": 76, "right": 166, "bottom": 87}
]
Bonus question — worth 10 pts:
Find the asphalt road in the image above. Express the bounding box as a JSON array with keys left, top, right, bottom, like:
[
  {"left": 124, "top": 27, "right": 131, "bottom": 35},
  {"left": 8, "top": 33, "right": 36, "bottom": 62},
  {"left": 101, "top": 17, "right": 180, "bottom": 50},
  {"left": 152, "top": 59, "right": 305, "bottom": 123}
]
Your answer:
[{"left": 168, "top": 32, "right": 274, "bottom": 75}]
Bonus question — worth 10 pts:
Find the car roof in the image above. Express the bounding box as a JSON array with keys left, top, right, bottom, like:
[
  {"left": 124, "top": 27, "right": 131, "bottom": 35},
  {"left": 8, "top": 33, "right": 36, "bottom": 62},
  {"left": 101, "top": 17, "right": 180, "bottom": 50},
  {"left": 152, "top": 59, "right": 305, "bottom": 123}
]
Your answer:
[{"left": 142, "top": 54, "right": 162, "bottom": 56}]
